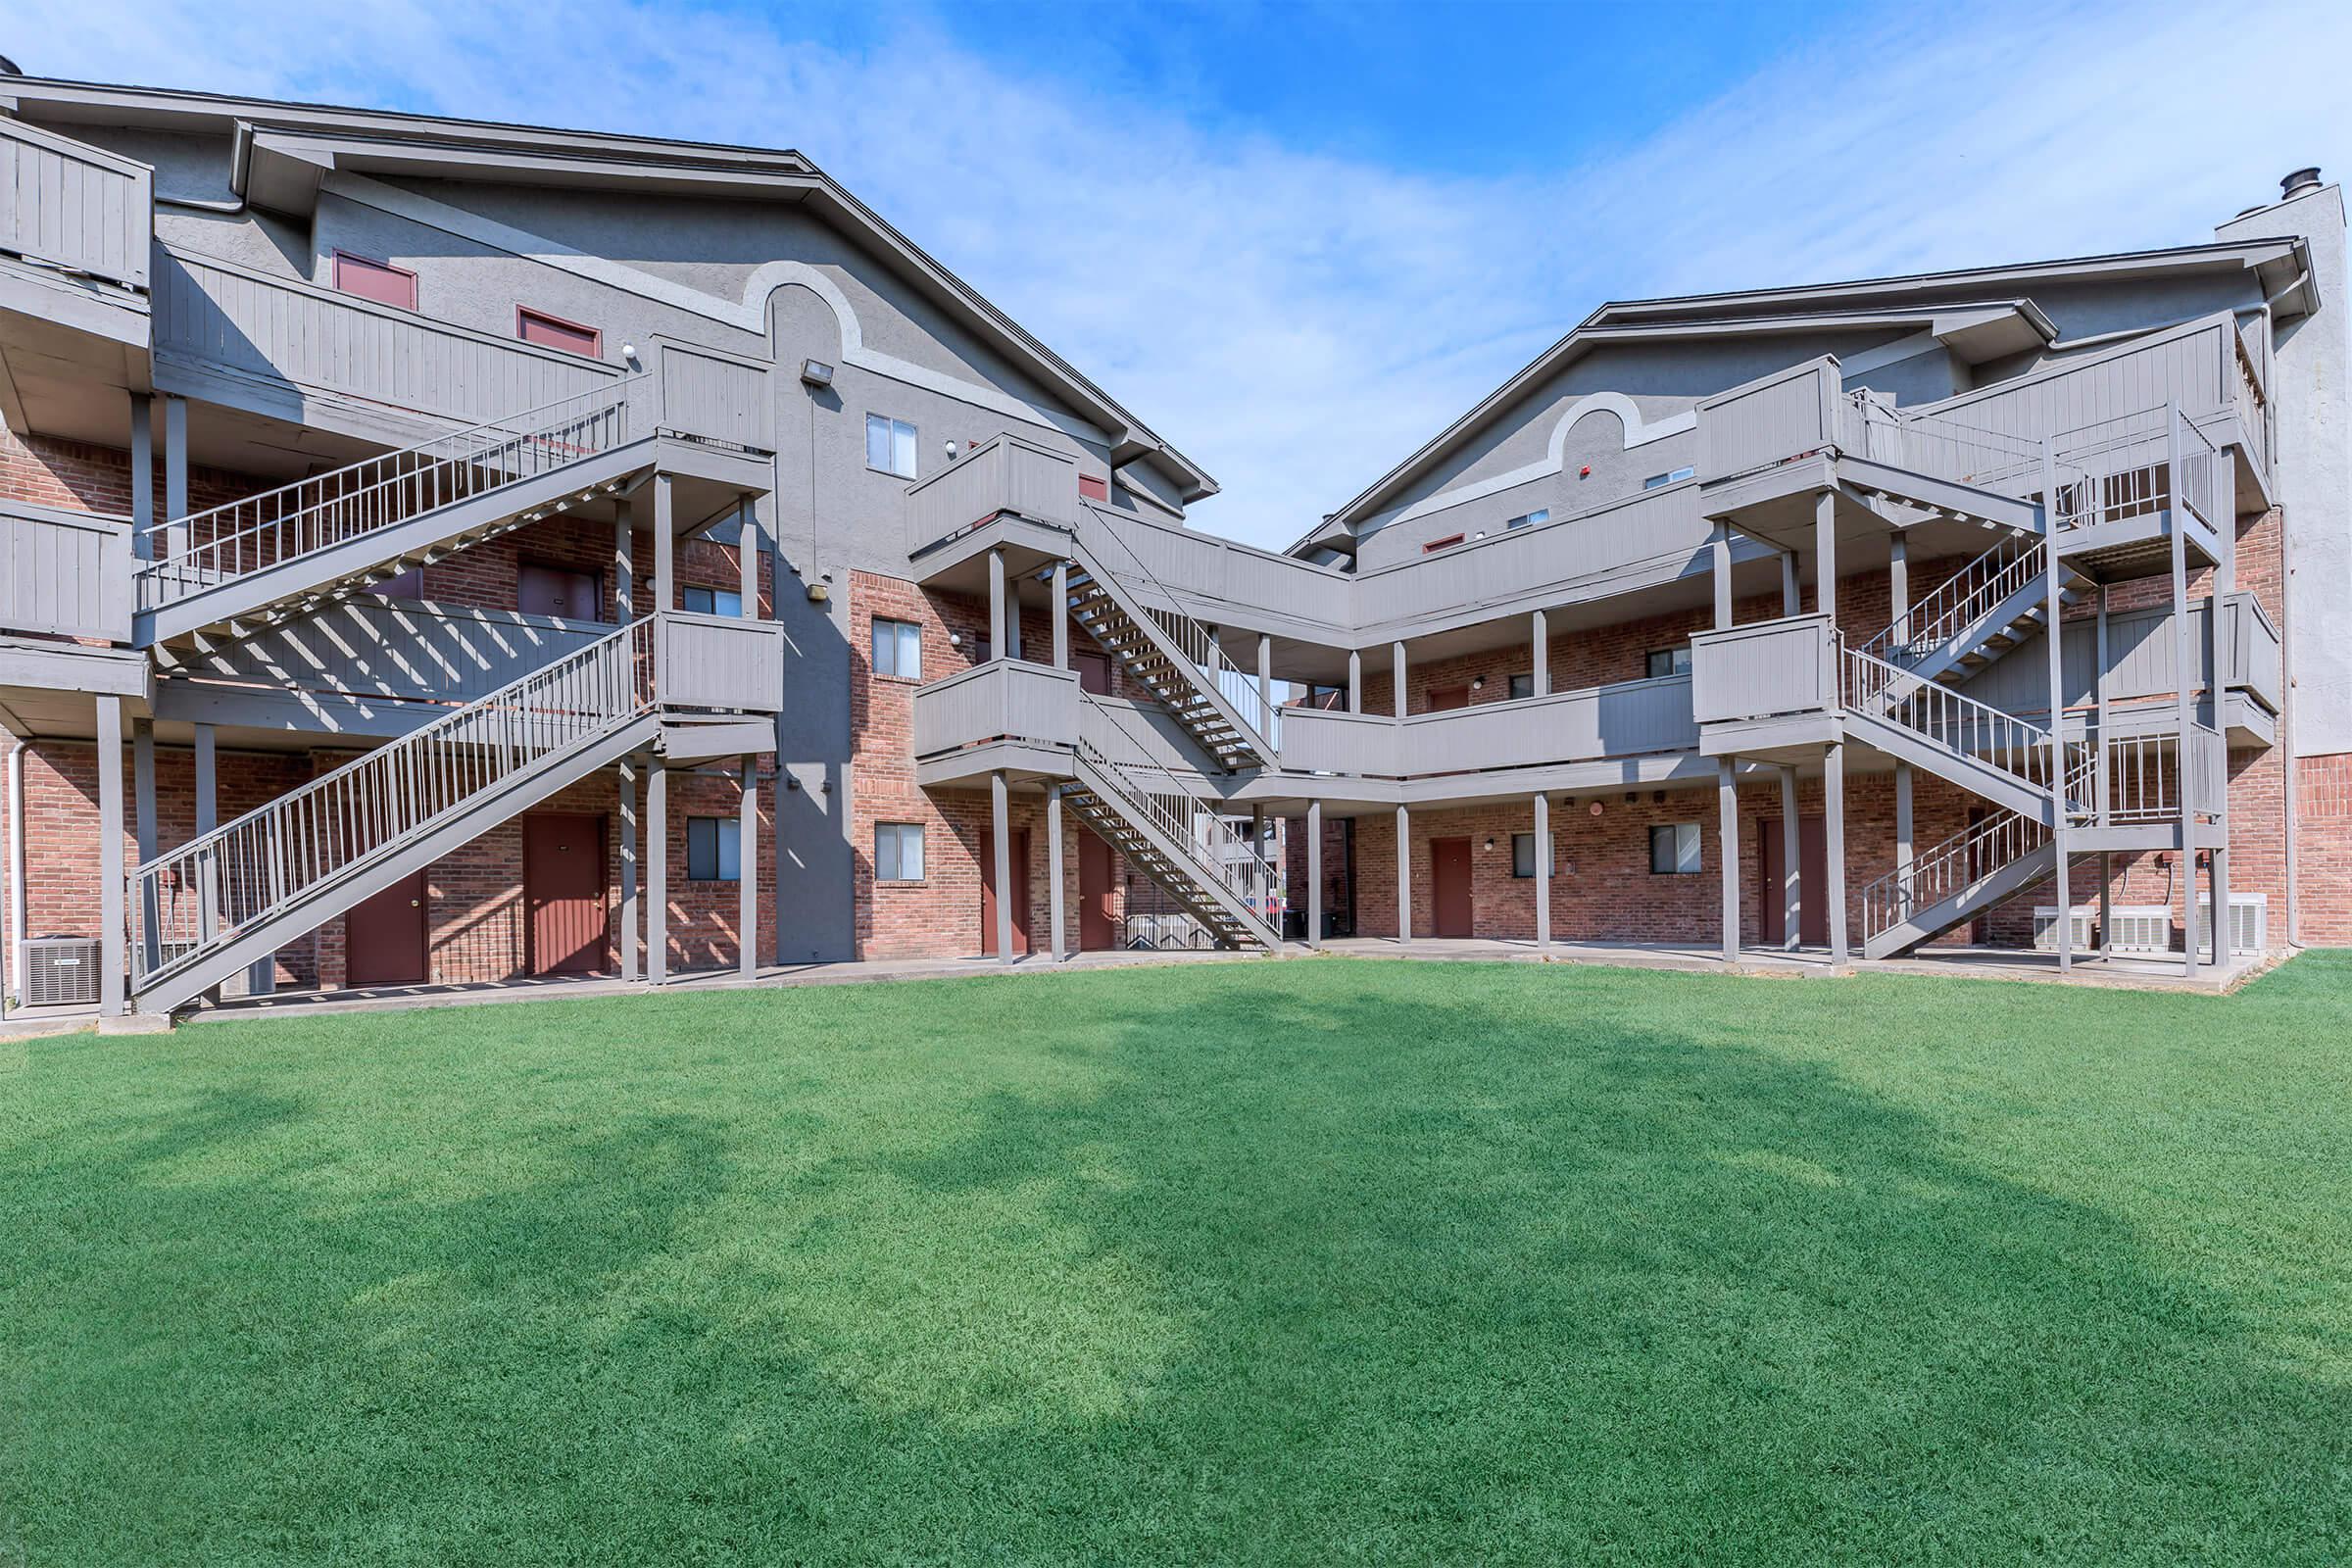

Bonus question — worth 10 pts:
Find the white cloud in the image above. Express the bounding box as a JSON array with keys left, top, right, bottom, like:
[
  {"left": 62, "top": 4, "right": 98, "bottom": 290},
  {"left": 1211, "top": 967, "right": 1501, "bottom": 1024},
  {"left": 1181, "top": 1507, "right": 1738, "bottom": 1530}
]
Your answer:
[{"left": 7, "top": 0, "right": 2349, "bottom": 548}]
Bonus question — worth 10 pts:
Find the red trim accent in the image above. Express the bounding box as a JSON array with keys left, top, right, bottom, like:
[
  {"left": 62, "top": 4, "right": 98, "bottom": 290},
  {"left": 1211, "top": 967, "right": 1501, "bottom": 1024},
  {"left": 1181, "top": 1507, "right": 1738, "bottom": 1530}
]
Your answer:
[
  {"left": 331, "top": 249, "right": 417, "bottom": 311},
  {"left": 1078, "top": 472, "right": 1109, "bottom": 503},
  {"left": 1421, "top": 533, "right": 1465, "bottom": 554},
  {"left": 515, "top": 305, "right": 604, "bottom": 358}
]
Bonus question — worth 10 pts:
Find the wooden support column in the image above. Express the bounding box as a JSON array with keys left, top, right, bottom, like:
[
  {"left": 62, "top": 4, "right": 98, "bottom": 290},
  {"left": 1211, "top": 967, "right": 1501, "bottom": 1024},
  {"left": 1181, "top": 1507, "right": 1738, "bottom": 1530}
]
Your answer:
[
  {"left": 1712, "top": 522, "right": 1734, "bottom": 629},
  {"left": 737, "top": 756, "right": 760, "bottom": 978},
  {"left": 129, "top": 394, "right": 153, "bottom": 562},
  {"left": 1533, "top": 793, "right": 1550, "bottom": 949},
  {"left": 1395, "top": 804, "right": 1411, "bottom": 946},
  {"left": 1051, "top": 561, "right": 1070, "bottom": 668},
  {"left": 1347, "top": 649, "right": 1362, "bottom": 714},
  {"left": 989, "top": 548, "right": 1007, "bottom": 660},
  {"left": 1306, "top": 801, "right": 1324, "bottom": 948},
  {"left": 1780, "top": 764, "right": 1801, "bottom": 952},
  {"left": 618, "top": 756, "right": 639, "bottom": 982},
  {"left": 194, "top": 723, "right": 223, "bottom": 995},
  {"left": 97, "top": 697, "right": 125, "bottom": 1017},
  {"left": 2045, "top": 524, "right": 2072, "bottom": 972},
  {"left": 132, "top": 719, "right": 159, "bottom": 975},
  {"left": 1718, "top": 757, "right": 1740, "bottom": 963},
  {"left": 1782, "top": 549, "right": 1801, "bottom": 616},
  {"left": 2095, "top": 585, "right": 2112, "bottom": 826},
  {"left": 1392, "top": 642, "right": 1407, "bottom": 718},
  {"left": 162, "top": 395, "right": 188, "bottom": 560},
  {"left": 654, "top": 473, "right": 675, "bottom": 612},
  {"left": 1814, "top": 490, "right": 1838, "bottom": 623},
  {"left": 738, "top": 498, "right": 760, "bottom": 608},
  {"left": 1895, "top": 763, "right": 1915, "bottom": 884},
  {"left": 1256, "top": 633, "right": 1272, "bottom": 720},
  {"left": 1047, "top": 786, "right": 1067, "bottom": 961},
  {"left": 992, "top": 769, "right": 1014, "bottom": 965},
  {"left": 2208, "top": 460, "right": 2234, "bottom": 970},
  {"left": 647, "top": 754, "right": 668, "bottom": 984},
  {"left": 2169, "top": 408, "right": 2196, "bottom": 977},
  {"left": 1824, "top": 742, "right": 1848, "bottom": 965},
  {"left": 1888, "top": 532, "right": 1909, "bottom": 644},
  {"left": 1531, "top": 611, "right": 1549, "bottom": 697}
]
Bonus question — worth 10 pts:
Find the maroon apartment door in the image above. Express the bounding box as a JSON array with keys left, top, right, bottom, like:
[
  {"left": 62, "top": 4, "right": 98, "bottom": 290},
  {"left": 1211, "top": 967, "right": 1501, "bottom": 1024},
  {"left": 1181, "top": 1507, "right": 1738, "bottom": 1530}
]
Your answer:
[
  {"left": 1079, "top": 832, "right": 1117, "bottom": 951},
  {"left": 525, "top": 813, "right": 609, "bottom": 975},
  {"left": 1759, "top": 815, "right": 1829, "bottom": 947},
  {"left": 347, "top": 870, "right": 428, "bottom": 986},
  {"left": 981, "top": 829, "right": 1032, "bottom": 956},
  {"left": 1431, "top": 837, "right": 1474, "bottom": 938}
]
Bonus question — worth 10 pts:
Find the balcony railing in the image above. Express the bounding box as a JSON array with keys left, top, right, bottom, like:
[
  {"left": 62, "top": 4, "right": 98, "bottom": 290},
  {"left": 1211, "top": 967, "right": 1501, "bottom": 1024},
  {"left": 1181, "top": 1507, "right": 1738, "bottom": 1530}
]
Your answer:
[
  {"left": 655, "top": 611, "right": 786, "bottom": 713},
  {"left": 0, "top": 500, "right": 132, "bottom": 642},
  {"left": 904, "top": 433, "right": 1080, "bottom": 557},
  {"left": 1279, "top": 675, "right": 1696, "bottom": 777},
  {"left": 0, "top": 118, "right": 151, "bottom": 293},
  {"left": 912, "top": 659, "right": 1080, "bottom": 759},
  {"left": 1690, "top": 614, "right": 1839, "bottom": 724}
]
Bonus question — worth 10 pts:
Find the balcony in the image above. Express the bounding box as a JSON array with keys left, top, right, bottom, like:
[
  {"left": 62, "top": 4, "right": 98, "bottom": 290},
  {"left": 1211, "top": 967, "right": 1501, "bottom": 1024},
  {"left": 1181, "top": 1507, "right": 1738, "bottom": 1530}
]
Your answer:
[
  {"left": 0, "top": 118, "right": 152, "bottom": 350},
  {"left": 905, "top": 434, "right": 1080, "bottom": 560},
  {"left": 1278, "top": 675, "right": 1698, "bottom": 784},
  {"left": 1689, "top": 614, "right": 1840, "bottom": 740},
  {"left": 0, "top": 499, "right": 133, "bottom": 643},
  {"left": 911, "top": 659, "right": 1081, "bottom": 786}
]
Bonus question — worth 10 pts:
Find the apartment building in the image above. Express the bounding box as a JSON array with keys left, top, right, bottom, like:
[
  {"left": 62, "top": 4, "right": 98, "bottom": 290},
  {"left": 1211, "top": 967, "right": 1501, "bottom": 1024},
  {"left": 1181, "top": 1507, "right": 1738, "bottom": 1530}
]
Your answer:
[{"left": 0, "top": 73, "right": 2341, "bottom": 1022}]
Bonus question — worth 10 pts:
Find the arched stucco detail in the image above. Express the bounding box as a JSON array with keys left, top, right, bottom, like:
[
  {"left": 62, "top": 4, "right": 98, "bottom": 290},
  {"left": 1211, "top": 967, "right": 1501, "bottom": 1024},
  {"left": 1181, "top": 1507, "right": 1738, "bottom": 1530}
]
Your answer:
[
  {"left": 750, "top": 262, "right": 860, "bottom": 359},
  {"left": 1388, "top": 391, "right": 1697, "bottom": 527}
]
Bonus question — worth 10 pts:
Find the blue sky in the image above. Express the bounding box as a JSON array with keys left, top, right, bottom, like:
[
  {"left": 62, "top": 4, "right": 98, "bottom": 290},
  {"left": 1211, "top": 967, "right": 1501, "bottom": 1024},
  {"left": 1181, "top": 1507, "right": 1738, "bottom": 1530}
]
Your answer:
[{"left": 7, "top": 0, "right": 2348, "bottom": 547}]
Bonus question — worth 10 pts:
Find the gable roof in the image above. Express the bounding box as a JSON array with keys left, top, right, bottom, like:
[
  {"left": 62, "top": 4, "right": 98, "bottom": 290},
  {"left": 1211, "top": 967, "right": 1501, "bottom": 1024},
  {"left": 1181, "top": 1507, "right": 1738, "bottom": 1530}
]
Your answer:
[
  {"left": 1291, "top": 237, "right": 2312, "bottom": 556},
  {"left": 0, "top": 74, "right": 1218, "bottom": 502}
]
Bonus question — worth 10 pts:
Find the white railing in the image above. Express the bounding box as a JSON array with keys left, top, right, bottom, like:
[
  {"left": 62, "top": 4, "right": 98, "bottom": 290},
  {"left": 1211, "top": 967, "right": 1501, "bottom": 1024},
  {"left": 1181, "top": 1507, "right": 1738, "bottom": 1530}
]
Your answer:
[
  {"left": 1857, "top": 534, "right": 2042, "bottom": 666},
  {"left": 135, "top": 380, "right": 638, "bottom": 612},
  {"left": 1843, "top": 394, "right": 2046, "bottom": 493},
  {"left": 1845, "top": 645, "right": 2090, "bottom": 812},
  {"left": 1077, "top": 691, "right": 1280, "bottom": 933},
  {"left": 129, "top": 616, "right": 656, "bottom": 991},
  {"left": 2045, "top": 403, "right": 2219, "bottom": 537},
  {"left": 1860, "top": 807, "right": 2048, "bottom": 945}
]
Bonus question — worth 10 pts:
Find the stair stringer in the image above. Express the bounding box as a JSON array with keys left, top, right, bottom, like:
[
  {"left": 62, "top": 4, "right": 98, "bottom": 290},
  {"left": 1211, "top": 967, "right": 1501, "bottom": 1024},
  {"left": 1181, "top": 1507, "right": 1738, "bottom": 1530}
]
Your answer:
[
  {"left": 1068, "top": 752, "right": 1281, "bottom": 951},
  {"left": 1841, "top": 708, "right": 2061, "bottom": 820},
  {"left": 135, "top": 712, "right": 659, "bottom": 1015},
  {"left": 1863, "top": 841, "right": 2057, "bottom": 959},
  {"left": 1060, "top": 530, "right": 1273, "bottom": 769}
]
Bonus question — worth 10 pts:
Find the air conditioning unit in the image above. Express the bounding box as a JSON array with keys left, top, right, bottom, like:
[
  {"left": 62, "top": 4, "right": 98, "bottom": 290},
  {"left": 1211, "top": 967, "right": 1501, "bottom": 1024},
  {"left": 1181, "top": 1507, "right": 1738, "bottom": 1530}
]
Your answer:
[
  {"left": 2108, "top": 906, "right": 2176, "bottom": 955},
  {"left": 2033, "top": 906, "right": 2098, "bottom": 951},
  {"left": 22, "top": 936, "right": 101, "bottom": 1006},
  {"left": 2188, "top": 893, "right": 2267, "bottom": 957}
]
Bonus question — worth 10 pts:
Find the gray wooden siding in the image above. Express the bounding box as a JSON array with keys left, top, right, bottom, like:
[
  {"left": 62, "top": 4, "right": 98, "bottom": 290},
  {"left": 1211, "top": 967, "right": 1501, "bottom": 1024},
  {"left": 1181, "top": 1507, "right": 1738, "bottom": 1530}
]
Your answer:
[
  {"left": 1960, "top": 592, "right": 2282, "bottom": 714},
  {"left": 911, "top": 659, "right": 1080, "bottom": 757},
  {"left": 1084, "top": 508, "right": 1355, "bottom": 634},
  {"left": 652, "top": 336, "right": 774, "bottom": 453},
  {"left": 906, "top": 433, "right": 1079, "bottom": 554},
  {"left": 657, "top": 612, "right": 786, "bottom": 712},
  {"left": 1690, "top": 614, "right": 1838, "bottom": 723},
  {"left": 1280, "top": 674, "right": 1696, "bottom": 777},
  {"left": 0, "top": 118, "right": 151, "bottom": 291},
  {"left": 0, "top": 500, "right": 132, "bottom": 642},
  {"left": 1918, "top": 316, "right": 2242, "bottom": 456},
  {"left": 1697, "top": 358, "right": 1838, "bottom": 480},
  {"left": 155, "top": 248, "right": 621, "bottom": 425}
]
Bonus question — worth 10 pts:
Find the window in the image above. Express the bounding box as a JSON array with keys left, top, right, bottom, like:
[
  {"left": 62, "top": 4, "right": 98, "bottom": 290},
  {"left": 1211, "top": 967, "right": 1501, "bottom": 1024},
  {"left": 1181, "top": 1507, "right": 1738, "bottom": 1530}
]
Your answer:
[
  {"left": 683, "top": 585, "right": 744, "bottom": 616},
  {"left": 515, "top": 306, "right": 602, "bottom": 358},
  {"left": 1650, "top": 822, "right": 1704, "bottom": 875},
  {"left": 1504, "top": 509, "right": 1549, "bottom": 530},
  {"left": 866, "top": 414, "right": 919, "bottom": 478},
  {"left": 1642, "top": 466, "right": 1697, "bottom": 490},
  {"left": 332, "top": 250, "right": 416, "bottom": 311},
  {"left": 1512, "top": 833, "right": 1544, "bottom": 878},
  {"left": 1422, "top": 532, "right": 1466, "bottom": 554},
  {"left": 872, "top": 616, "right": 922, "bottom": 679},
  {"left": 1508, "top": 672, "right": 1535, "bottom": 701},
  {"left": 1645, "top": 646, "right": 1692, "bottom": 679},
  {"left": 875, "top": 821, "right": 925, "bottom": 882},
  {"left": 687, "top": 816, "right": 741, "bottom": 881}
]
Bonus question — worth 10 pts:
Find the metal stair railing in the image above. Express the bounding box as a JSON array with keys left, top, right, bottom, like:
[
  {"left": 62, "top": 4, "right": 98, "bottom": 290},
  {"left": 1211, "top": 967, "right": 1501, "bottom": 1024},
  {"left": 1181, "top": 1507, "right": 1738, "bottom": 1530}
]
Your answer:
[
  {"left": 135, "top": 380, "right": 639, "bottom": 612},
  {"left": 1074, "top": 691, "right": 1280, "bottom": 934},
  {"left": 1071, "top": 507, "right": 1277, "bottom": 750},
  {"left": 2043, "top": 403, "right": 2220, "bottom": 536},
  {"left": 1842, "top": 393, "right": 2047, "bottom": 492},
  {"left": 1856, "top": 533, "right": 2043, "bottom": 667},
  {"left": 129, "top": 615, "right": 657, "bottom": 991},
  {"left": 1843, "top": 644, "right": 2092, "bottom": 812},
  {"left": 1859, "top": 744, "right": 2096, "bottom": 945}
]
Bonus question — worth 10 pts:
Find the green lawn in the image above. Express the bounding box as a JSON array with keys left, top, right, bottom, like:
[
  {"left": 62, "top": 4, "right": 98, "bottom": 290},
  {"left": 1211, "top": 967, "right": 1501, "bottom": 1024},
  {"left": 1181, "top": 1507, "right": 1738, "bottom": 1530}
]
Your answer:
[{"left": 4, "top": 956, "right": 2349, "bottom": 1564}]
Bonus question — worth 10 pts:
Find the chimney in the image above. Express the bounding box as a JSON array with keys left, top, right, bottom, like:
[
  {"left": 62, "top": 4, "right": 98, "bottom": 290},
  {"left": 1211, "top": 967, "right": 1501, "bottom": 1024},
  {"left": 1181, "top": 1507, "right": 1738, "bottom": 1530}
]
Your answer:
[{"left": 2281, "top": 167, "right": 2323, "bottom": 201}]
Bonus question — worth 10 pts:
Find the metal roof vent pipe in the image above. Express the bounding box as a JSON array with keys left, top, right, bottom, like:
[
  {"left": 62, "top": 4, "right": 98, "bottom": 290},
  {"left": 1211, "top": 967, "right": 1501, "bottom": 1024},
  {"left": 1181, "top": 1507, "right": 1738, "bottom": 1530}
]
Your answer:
[{"left": 2281, "top": 167, "right": 2323, "bottom": 201}]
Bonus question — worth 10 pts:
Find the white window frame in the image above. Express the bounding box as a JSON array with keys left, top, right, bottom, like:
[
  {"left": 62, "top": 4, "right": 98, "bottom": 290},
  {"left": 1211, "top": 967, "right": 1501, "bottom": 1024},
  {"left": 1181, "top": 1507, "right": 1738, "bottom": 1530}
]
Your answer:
[
  {"left": 866, "top": 413, "right": 919, "bottom": 479},
  {"left": 873, "top": 616, "right": 922, "bottom": 680},
  {"left": 875, "top": 821, "right": 926, "bottom": 882}
]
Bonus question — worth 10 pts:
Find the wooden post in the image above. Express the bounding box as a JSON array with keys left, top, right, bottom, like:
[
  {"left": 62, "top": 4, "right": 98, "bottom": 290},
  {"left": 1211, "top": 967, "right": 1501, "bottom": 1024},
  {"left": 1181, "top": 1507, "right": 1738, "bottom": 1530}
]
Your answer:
[
  {"left": 1533, "top": 792, "right": 1550, "bottom": 949},
  {"left": 1713, "top": 522, "right": 1734, "bottom": 629},
  {"left": 1048, "top": 785, "right": 1066, "bottom": 961},
  {"left": 129, "top": 394, "right": 153, "bottom": 562},
  {"left": 132, "top": 719, "right": 158, "bottom": 975},
  {"left": 1051, "top": 560, "right": 1069, "bottom": 669},
  {"left": 1718, "top": 757, "right": 1740, "bottom": 963},
  {"left": 2095, "top": 585, "right": 2111, "bottom": 826},
  {"left": 97, "top": 697, "right": 125, "bottom": 1017},
  {"left": 1824, "top": 742, "right": 1848, "bottom": 965},
  {"left": 1888, "top": 532, "right": 1909, "bottom": 644},
  {"left": 1395, "top": 804, "right": 1411, "bottom": 946},
  {"left": 614, "top": 499, "right": 634, "bottom": 619},
  {"left": 1782, "top": 548, "right": 1800, "bottom": 616},
  {"left": 1392, "top": 642, "right": 1407, "bottom": 718},
  {"left": 738, "top": 756, "right": 759, "bottom": 978},
  {"left": 163, "top": 395, "right": 188, "bottom": 560},
  {"left": 1531, "top": 611, "right": 1548, "bottom": 697},
  {"left": 1306, "top": 800, "right": 1323, "bottom": 948},
  {"left": 1814, "top": 490, "right": 1838, "bottom": 623},
  {"left": 654, "top": 473, "right": 675, "bottom": 613},
  {"left": 618, "top": 756, "right": 639, "bottom": 982},
  {"left": 992, "top": 768, "right": 1014, "bottom": 965},
  {"left": 194, "top": 722, "right": 222, "bottom": 996},
  {"left": 1780, "top": 764, "right": 1801, "bottom": 952},
  {"left": 2046, "top": 518, "right": 2072, "bottom": 972},
  {"left": 647, "top": 754, "right": 668, "bottom": 984},
  {"left": 989, "top": 548, "right": 1007, "bottom": 661},
  {"left": 1347, "top": 649, "right": 1362, "bottom": 714},
  {"left": 1257, "top": 633, "right": 1273, "bottom": 721},
  {"left": 2169, "top": 407, "right": 2196, "bottom": 977}
]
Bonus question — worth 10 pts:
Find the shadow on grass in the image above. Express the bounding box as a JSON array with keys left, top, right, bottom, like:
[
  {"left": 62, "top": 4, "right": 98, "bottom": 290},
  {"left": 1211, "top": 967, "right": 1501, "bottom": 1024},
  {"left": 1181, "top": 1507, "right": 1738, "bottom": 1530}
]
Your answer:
[{"left": 0, "top": 962, "right": 2344, "bottom": 1565}]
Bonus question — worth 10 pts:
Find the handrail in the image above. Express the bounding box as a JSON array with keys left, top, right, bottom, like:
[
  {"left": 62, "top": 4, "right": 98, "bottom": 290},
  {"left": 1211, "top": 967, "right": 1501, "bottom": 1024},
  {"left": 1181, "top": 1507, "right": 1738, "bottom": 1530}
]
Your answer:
[
  {"left": 1075, "top": 505, "right": 1277, "bottom": 748},
  {"left": 1076, "top": 691, "right": 1280, "bottom": 932},
  {"left": 134, "top": 379, "right": 640, "bottom": 611},
  {"left": 1844, "top": 643, "right": 2091, "bottom": 813},
  {"left": 1843, "top": 394, "right": 2045, "bottom": 492},
  {"left": 128, "top": 615, "right": 657, "bottom": 989},
  {"left": 1857, "top": 533, "right": 2041, "bottom": 665},
  {"left": 2044, "top": 403, "right": 2222, "bottom": 535},
  {"left": 1859, "top": 807, "right": 2049, "bottom": 943}
]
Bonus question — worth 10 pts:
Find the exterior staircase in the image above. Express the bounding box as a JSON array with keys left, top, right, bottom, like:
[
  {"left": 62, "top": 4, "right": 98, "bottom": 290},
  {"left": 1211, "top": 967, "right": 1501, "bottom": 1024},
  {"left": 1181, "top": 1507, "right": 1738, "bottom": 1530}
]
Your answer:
[
  {"left": 134, "top": 382, "right": 644, "bottom": 646},
  {"left": 1856, "top": 534, "right": 2093, "bottom": 694},
  {"left": 1061, "top": 691, "right": 1282, "bottom": 950},
  {"left": 1841, "top": 643, "right": 2090, "bottom": 820},
  {"left": 1060, "top": 522, "right": 1275, "bottom": 770},
  {"left": 128, "top": 617, "right": 660, "bottom": 1014},
  {"left": 1858, "top": 756, "right": 2095, "bottom": 958}
]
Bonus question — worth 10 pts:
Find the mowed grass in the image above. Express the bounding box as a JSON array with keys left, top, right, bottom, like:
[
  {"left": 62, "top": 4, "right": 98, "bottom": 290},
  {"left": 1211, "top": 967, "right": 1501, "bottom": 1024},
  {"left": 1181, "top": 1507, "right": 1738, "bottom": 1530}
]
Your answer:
[{"left": 3, "top": 955, "right": 2350, "bottom": 1565}]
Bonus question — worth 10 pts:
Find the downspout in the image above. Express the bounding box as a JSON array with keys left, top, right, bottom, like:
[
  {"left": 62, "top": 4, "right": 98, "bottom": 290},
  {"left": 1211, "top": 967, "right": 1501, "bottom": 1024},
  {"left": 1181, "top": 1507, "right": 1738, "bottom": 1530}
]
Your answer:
[
  {"left": 154, "top": 120, "right": 254, "bottom": 217},
  {"left": 5, "top": 741, "right": 24, "bottom": 1014}
]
